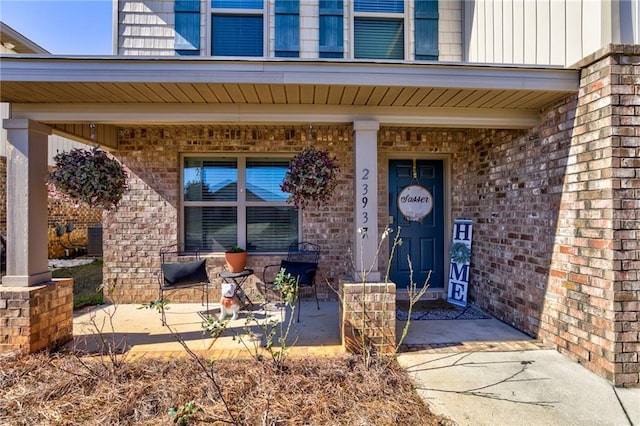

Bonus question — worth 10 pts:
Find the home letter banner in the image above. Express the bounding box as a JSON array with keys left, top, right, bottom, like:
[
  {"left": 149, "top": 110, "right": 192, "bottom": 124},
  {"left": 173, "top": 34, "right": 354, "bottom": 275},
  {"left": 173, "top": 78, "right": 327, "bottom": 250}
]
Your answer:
[{"left": 447, "top": 219, "right": 473, "bottom": 307}]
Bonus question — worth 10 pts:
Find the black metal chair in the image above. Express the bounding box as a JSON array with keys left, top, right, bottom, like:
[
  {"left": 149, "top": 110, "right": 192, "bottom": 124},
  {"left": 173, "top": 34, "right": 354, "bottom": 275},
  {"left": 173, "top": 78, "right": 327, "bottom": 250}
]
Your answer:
[
  {"left": 262, "top": 241, "right": 320, "bottom": 322},
  {"left": 158, "top": 245, "right": 210, "bottom": 324}
]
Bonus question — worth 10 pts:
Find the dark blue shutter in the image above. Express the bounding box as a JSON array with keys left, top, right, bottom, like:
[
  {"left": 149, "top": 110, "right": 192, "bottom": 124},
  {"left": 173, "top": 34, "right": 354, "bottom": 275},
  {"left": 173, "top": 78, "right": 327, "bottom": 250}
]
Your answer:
[
  {"left": 212, "top": 15, "right": 263, "bottom": 56},
  {"left": 275, "top": 0, "right": 299, "bottom": 57},
  {"left": 175, "top": 0, "right": 200, "bottom": 12},
  {"left": 175, "top": 0, "right": 200, "bottom": 53},
  {"left": 319, "top": 0, "right": 343, "bottom": 58},
  {"left": 415, "top": 0, "right": 439, "bottom": 60}
]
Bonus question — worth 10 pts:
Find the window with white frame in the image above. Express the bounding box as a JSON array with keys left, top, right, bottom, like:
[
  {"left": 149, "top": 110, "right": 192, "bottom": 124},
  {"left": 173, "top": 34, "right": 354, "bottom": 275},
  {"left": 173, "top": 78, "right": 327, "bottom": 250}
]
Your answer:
[
  {"left": 353, "top": 0, "right": 405, "bottom": 60},
  {"left": 211, "top": 0, "right": 265, "bottom": 57},
  {"left": 182, "top": 155, "right": 299, "bottom": 252}
]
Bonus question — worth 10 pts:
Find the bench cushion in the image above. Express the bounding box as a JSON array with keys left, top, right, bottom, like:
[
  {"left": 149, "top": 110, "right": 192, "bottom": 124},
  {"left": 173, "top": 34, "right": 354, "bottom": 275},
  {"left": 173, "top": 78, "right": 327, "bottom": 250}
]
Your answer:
[
  {"left": 280, "top": 260, "right": 317, "bottom": 287},
  {"left": 162, "top": 259, "right": 208, "bottom": 287}
]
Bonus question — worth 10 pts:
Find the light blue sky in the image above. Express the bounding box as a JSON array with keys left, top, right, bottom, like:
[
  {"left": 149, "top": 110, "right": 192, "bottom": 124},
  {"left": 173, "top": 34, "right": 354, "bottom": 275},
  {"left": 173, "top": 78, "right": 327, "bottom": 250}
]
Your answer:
[{"left": 1, "top": 0, "right": 113, "bottom": 54}]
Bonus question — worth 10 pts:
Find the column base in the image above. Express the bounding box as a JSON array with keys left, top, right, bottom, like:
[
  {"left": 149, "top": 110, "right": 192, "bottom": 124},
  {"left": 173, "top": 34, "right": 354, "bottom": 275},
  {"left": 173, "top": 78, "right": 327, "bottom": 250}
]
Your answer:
[
  {"left": 339, "top": 278, "right": 396, "bottom": 354},
  {"left": 2, "top": 271, "right": 53, "bottom": 287},
  {"left": 0, "top": 278, "right": 74, "bottom": 354}
]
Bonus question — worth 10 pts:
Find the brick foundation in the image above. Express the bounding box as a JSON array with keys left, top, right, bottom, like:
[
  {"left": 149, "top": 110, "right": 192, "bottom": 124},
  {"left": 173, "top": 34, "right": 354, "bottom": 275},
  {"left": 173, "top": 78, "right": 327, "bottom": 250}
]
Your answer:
[
  {"left": 0, "top": 278, "right": 74, "bottom": 354},
  {"left": 340, "top": 280, "right": 396, "bottom": 354}
]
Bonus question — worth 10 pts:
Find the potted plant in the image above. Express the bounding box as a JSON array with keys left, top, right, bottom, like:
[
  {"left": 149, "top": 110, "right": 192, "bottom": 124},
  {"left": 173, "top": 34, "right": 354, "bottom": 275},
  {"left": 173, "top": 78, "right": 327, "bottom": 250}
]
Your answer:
[
  {"left": 281, "top": 146, "right": 339, "bottom": 210},
  {"left": 224, "top": 245, "right": 247, "bottom": 273},
  {"left": 48, "top": 147, "right": 128, "bottom": 211}
]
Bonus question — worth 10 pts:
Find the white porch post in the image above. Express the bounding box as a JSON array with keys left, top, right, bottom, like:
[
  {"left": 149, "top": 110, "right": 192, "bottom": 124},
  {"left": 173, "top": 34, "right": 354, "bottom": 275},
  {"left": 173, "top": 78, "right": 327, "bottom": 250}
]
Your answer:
[
  {"left": 2, "top": 119, "right": 52, "bottom": 286},
  {"left": 353, "top": 120, "right": 380, "bottom": 282}
]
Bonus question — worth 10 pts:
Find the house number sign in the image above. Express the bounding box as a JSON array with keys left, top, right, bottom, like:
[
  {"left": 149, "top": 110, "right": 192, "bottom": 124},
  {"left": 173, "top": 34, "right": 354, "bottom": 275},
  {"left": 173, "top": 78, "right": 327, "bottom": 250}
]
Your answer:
[{"left": 398, "top": 184, "right": 433, "bottom": 222}]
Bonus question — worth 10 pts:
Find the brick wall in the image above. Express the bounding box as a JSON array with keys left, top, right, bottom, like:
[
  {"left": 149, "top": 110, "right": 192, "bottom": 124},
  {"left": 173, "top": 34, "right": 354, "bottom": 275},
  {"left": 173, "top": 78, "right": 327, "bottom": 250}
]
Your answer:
[
  {"left": 104, "top": 125, "right": 354, "bottom": 303},
  {"left": 611, "top": 47, "right": 640, "bottom": 387},
  {"left": 1, "top": 158, "right": 102, "bottom": 260},
  {"left": 48, "top": 196, "right": 103, "bottom": 259},
  {"left": 443, "top": 45, "right": 639, "bottom": 387}
]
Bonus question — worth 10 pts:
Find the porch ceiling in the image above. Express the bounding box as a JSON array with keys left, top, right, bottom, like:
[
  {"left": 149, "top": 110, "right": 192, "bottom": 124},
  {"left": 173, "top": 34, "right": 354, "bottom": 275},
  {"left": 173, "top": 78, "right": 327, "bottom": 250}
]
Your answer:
[{"left": 0, "top": 55, "right": 579, "bottom": 129}]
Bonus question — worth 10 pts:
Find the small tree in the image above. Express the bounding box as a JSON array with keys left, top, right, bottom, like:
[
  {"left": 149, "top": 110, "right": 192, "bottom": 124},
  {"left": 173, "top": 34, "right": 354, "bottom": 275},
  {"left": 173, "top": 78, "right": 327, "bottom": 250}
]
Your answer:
[{"left": 48, "top": 147, "right": 128, "bottom": 211}]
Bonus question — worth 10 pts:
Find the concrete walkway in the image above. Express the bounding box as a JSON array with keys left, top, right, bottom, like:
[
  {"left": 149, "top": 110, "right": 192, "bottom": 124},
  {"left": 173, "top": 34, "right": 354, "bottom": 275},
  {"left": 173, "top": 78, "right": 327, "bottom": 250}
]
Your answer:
[
  {"left": 71, "top": 302, "right": 639, "bottom": 425},
  {"left": 397, "top": 320, "right": 640, "bottom": 426}
]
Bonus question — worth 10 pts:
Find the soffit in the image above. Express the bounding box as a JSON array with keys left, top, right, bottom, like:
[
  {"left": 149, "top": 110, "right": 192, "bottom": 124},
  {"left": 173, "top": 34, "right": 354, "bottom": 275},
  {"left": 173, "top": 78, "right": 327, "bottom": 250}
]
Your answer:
[{"left": 0, "top": 56, "right": 579, "bottom": 127}]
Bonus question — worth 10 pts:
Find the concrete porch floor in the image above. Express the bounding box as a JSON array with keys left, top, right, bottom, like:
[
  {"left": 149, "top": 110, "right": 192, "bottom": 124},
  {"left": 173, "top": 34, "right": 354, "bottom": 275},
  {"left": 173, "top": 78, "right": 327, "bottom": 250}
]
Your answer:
[{"left": 70, "top": 300, "right": 543, "bottom": 359}]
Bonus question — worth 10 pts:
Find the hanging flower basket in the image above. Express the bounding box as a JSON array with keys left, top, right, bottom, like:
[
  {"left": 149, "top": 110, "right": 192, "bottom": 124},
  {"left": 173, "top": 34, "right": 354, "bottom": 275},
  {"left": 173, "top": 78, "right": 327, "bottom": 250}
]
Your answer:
[
  {"left": 281, "top": 146, "right": 339, "bottom": 210},
  {"left": 48, "top": 147, "right": 128, "bottom": 211}
]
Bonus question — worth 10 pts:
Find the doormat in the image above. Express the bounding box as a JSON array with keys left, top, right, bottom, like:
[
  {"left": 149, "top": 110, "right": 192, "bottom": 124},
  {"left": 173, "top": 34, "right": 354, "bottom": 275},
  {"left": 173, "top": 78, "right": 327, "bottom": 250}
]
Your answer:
[{"left": 396, "top": 299, "right": 492, "bottom": 321}]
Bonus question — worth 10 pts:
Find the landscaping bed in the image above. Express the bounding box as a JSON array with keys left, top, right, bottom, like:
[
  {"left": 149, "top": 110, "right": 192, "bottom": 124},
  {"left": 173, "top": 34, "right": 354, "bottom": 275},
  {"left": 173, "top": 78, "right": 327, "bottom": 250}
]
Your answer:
[{"left": 0, "top": 352, "right": 451, "bottom": 425}]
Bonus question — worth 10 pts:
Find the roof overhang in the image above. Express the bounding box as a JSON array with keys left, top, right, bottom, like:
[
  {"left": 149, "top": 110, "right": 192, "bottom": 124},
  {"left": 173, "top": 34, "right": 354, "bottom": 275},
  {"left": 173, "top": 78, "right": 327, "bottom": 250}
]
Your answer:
[{"left": 0, "top": 55, "right": 579, "bottom": 132}]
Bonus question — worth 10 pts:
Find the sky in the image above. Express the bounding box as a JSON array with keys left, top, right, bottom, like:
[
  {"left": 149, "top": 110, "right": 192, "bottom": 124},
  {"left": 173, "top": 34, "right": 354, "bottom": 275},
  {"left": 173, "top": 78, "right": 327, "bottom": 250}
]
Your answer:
[{"left": 1, "top": 0, "right": 113, "bottom": 55}]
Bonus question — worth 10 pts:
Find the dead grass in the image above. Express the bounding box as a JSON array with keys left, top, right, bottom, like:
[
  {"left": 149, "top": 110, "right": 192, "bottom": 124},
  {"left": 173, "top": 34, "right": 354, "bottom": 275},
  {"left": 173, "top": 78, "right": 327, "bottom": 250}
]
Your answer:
[{"left": 0, "top": 352, "right": 452, "bottom": 426}]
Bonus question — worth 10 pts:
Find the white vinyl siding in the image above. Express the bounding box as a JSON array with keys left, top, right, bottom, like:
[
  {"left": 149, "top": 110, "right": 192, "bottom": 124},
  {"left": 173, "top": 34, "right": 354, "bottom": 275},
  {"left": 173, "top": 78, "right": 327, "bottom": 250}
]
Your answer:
[{"left": 464, "top": 0, "right": 629, "bottom": 67}]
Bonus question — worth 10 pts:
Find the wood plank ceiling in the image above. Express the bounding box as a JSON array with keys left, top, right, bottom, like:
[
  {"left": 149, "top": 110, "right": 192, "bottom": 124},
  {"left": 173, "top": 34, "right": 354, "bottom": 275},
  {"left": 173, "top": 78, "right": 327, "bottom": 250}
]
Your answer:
[{"left": 2, "top": 81, "right": 566, "bottom": 111}]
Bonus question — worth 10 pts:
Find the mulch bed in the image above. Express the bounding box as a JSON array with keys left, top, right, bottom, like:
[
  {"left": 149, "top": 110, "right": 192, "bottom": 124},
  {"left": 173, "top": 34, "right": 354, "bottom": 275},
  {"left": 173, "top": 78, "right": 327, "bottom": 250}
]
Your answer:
[{"left": 0, "top": 352, "right": 453, "bottom": 425}]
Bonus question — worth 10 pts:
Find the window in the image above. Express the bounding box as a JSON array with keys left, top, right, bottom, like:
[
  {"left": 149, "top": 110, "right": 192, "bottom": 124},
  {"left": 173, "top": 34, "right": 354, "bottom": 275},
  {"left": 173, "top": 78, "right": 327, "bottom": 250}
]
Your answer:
[
  {"left": 353, "top": 0, "right": 405, "bottom": 60},
  {"left": 183, "top": 156, "right": 298, "bottom": 252},
  {"left": 211, "top": 0, "right": 264, "bottom": 57}
]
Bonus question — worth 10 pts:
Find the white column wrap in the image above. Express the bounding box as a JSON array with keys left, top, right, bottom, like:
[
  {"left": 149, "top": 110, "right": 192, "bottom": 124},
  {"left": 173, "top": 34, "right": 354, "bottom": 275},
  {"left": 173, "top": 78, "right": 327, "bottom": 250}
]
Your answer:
[{"left": 2, "top": 119, "right": 52, "bottom": 286}]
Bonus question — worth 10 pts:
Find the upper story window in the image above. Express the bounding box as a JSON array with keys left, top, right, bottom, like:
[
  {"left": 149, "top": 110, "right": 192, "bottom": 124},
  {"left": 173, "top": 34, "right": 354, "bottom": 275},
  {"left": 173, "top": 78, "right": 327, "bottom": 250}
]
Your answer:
[
  {"left": 353, "top": 0, "right": 405, "bottom": 60},
  {"left": 211, "top": 0, "right": 265, "bottom": 57},
  {"left": 183, "top": 155, "right": 299, "bottom": 253}
]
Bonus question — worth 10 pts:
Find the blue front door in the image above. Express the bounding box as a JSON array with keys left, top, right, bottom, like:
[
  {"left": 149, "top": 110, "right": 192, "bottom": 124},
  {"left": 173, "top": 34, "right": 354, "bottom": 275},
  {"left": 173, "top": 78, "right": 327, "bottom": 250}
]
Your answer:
[{"left": 389, "top": 159, "right": 445, "bottom": 289}]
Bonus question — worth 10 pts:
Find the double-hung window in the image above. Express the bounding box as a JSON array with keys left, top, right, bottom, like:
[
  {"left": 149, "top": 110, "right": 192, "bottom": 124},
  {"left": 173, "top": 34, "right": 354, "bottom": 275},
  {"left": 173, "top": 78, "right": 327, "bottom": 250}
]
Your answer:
[
  {"left": 353, "top": 0, "right": 405, "bottom": 60},
  {"left": 183, "top": 156, "right": 298, "bottom": 253},
  {"left": 211, "top": 0, "right": 265, "bottom": 57}
]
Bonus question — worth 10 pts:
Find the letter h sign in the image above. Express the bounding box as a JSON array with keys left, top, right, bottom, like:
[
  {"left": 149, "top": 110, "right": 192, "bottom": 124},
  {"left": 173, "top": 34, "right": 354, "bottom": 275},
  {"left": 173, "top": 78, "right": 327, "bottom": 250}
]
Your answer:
[{"left": 447, "top": 219, "right": 473, "bottom": 307}]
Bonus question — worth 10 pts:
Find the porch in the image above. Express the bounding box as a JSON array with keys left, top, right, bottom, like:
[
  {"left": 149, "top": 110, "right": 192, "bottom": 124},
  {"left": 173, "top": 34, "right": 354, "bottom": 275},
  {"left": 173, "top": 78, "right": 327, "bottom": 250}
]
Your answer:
[{"left": 69, "top": 300, "right": 539, "bottom": 359}]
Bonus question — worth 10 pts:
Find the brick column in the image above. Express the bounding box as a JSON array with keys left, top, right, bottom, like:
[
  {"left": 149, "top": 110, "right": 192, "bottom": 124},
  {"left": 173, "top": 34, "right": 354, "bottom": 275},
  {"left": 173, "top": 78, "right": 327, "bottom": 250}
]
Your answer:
[
  {"left": 541, "top": 45, "right": 640, "bottom": 387},
  {"left": 0, "top": 278, "right": 73, "bottom": 354},
  {"left": 340, "top": 279, "right": 396, "bottom": 354}
]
